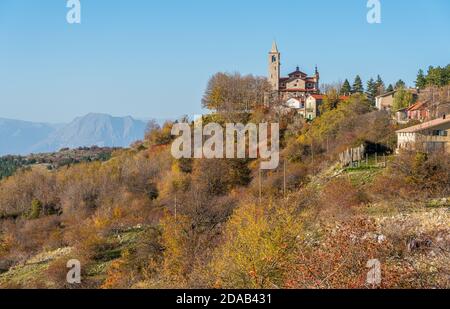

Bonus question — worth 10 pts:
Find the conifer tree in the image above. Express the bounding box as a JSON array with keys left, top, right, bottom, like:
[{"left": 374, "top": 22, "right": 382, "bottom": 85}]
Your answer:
[
  {"left": 395, "top": 79, "right": 406, "bottom": 90},
  {"left": 365, "top": 78, "right": 377, "bottom": 105},
  {"left": 340, "top": 79, "right": 352, "bottom": 95},
  {"left": 375, "top": 75, "right": 385, "bottom": 96},
  {"left": 352, "top": 75, "right": 364, "bottom": 94},
  {"left": 415, "top": 69, "right": 427, "bottom": 89},
  {"left": 385, "top": 84, "right": 394, "bottom": 93}
]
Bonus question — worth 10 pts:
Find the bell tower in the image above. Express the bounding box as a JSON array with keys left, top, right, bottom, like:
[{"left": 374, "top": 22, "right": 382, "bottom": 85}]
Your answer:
[{"left": 268, "top": 41, "right": 280, "bottom": 92}]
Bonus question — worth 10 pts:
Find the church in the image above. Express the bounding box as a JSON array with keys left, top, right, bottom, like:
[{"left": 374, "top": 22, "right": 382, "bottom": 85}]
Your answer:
[
  {"left": 268, "top": 41, "right": 320, "bottom": 99},
  {"left": 267, "top": 41, "right": 322, "bottom": 119}
]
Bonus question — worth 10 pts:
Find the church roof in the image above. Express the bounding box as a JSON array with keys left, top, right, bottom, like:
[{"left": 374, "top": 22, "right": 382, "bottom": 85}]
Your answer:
[
  {"left": 288, "top": 66, "right": 307, "bottom": 77},
  {"left": 271, "top": 41, "right": 279, "bottom": 53}
]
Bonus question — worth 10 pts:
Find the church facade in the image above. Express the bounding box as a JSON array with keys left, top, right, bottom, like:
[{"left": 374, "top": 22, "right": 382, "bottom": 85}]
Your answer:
[
  {"left": 266, "top": 42, "right": 323, "bottom": 119},
  {"left": 268, "top": 41, "right": 320, "bottom": 100}
]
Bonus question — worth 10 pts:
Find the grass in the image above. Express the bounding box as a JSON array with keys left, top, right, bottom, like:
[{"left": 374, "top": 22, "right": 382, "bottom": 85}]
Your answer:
[
  {"left": 0, "top": 247, "right": 73, "bottom": 288},
  {"left": 0, "top": 226, "right": 149, "bottom": 288}
]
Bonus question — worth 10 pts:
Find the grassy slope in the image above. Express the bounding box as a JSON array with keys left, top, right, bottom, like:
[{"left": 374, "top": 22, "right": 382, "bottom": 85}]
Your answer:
[{"left": 1, "top": 165, "right": 448, "bottom": 288}]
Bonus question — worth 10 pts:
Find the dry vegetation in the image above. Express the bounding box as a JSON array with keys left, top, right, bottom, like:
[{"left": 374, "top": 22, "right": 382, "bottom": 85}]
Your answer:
[{"left": 0, "top": 75, "right": 449, "bottom": 289}]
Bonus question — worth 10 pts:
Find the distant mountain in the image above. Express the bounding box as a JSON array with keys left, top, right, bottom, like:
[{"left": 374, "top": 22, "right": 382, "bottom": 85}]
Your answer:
[
  {"left": 0, "top": 118, "right": 57, "bottom": 156},
  {"left": 0, "top": 114, "right": 148, "bottom": 156}
]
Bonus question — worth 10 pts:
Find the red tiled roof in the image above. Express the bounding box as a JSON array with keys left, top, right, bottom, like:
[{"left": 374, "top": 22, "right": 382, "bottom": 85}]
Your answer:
[
  {"left": 407, "top": 101, "right": 428, "bottom": 112},
  {"left": 308, "top": 95, "right": 349, "bottom": 101},
  {"left": 282, "top": 88, "right": 313, "bottom": 92}
]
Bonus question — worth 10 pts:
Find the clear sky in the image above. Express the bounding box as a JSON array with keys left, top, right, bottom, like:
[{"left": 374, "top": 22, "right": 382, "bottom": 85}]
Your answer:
[{"left": 0, "top": 0, "right": 449, "bottom": 123}]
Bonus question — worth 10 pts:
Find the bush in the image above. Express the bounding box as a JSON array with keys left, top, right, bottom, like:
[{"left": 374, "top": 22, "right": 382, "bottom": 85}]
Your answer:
[
  {"left": 371, "top": 151, "right": 450, "bottom": 200},
  {"left": 209, "top": 201, "right": 302, "bottom": 289},
  {"left": 28, "top": 199, "right": 42, "bottom": 219}
]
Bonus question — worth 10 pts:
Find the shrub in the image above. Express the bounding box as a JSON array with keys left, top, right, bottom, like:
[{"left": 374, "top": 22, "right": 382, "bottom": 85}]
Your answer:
[
  {"left": 209, "top": 201, "right": 302, "bottom": 289},
  {"left": 28, "top": 199, "right": 43, "bottom": 219}
]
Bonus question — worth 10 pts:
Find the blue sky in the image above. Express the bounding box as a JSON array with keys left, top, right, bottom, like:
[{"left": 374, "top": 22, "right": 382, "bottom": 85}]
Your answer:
[{"left": 0, "top": 0, "right": 449, "bottom": 123}]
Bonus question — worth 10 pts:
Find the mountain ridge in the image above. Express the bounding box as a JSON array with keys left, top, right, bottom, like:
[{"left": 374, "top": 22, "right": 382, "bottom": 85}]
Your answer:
[{"left": 0, "top": 113, "right": 148, "bottom": 156}]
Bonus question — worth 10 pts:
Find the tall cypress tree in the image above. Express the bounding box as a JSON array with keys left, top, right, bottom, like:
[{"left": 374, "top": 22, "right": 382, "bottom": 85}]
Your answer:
[
  {"left": 340, "top": 79, "right": 352, "bottom": 95},
  {"left": 352, "top": 75, "right": 364, "bottom": 94},
  {"left": 385, "top": 84, "right": 394, "bottom": 93}
]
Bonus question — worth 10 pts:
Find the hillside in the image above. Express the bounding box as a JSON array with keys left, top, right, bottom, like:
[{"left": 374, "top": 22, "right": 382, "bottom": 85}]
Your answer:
[
  {"left": 0, "top": 80, "right": 448, "bottom": 289},
  {"left": 0, "top": 146, "right": 119, "bottom": 181}
]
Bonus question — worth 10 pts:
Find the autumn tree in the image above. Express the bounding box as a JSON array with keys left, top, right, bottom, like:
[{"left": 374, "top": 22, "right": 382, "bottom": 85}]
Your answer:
[
  {"left": 145, "top": 120, "right": 174, "bottom": 146},
  {"left": 320, "top": 87, "right": 341, "bottom": 113},
  {"left": 210, "top": 201, "right": 302, "bottom": 289},
  {"left": 393, "top": 88, "right": 414, "bottom": 111},
  {"left": 202, "top": 72, "right": 270, "bottom": 112}
]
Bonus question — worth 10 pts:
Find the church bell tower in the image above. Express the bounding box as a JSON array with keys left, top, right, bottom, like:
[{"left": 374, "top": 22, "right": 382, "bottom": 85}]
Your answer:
[{"left": 268, "top": 41, "right": 280, "bottom": 92}]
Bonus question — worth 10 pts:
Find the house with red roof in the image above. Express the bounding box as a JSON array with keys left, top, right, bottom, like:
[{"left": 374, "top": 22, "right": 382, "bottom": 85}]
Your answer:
[{"left": 407, "top": 101, "right": 430, "bottom": 122}]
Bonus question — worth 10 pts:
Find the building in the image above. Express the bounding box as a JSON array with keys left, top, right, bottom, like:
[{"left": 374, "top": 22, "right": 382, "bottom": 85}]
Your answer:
[
  {"left": 375, "top": 91, "right": 395, "bottom": 111},
  {"left": 268, "top": 41, "right": 320, "bottom": 102},
  {"left": 375, "top": 89, "right": 418, "bottom": 111},
  {"left": 396, "top": 115, "right": 450, "bottom": 153},
  {"left": 285, "top": 94, "right": 349, "bottom": 120},
  {"left": 407, "top": 101, "right": 430, "bottom": 122}
]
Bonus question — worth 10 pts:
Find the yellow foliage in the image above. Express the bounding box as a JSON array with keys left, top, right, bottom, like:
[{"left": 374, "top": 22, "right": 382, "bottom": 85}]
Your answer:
[
  {"left": 210, "top": 201, "right": 302, "bottom": 289},
  {"left": 159, "top": 213, "right": 192, "bottom": 287}
]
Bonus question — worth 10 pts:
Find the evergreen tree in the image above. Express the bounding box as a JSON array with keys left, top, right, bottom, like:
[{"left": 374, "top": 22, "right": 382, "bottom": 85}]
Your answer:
[
  {"left": 395, "top": 79, "right": 406, "bottom": 90},
  {"left": 365, "top": 78, "right": 377, "bottom": 105},
  {"left": 386, "top": 84, "right": 394, "bottom": 93},
  {"left": 415, "top": 69, "right": 427, "bottom": 89},
  {"left": 340, "top": 79, "right": 352, "bottom": 95},
  {"left": 426, "top": 66, "right": 448, "bottom": 87},
  {"left": 352, "top": 75, "right": 364, "bottom": 94},
  {"left": 375, "top": 75, "right": 385, "bottom": 96}
]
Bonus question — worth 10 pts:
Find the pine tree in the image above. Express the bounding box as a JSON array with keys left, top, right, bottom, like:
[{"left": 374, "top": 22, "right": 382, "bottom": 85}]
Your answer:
[
  {"left": 365, "top": 78, "right": 377, "bottom": 104},
  {"left": 375, "top": 75, "right": 385, "bottom": 96},
  {"left": 352, "top": 75, "right": 364, "bottom": 94},
  {"left": 386, "top": 84, "right": 394, "bottom": 93},
  {"left": 415, "top": 69, "right": 427, "bottom": 89},
  {"left": 340, "top": 79, "right": 352, "bottom": 95},
  {"left": 395, "top": 79, "right": 406, "bottom": 90}
]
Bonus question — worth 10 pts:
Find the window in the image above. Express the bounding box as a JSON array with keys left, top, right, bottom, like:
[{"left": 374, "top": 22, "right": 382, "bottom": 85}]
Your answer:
[{"left": 432, "top": 130, "right": 448, "bottom": 136}]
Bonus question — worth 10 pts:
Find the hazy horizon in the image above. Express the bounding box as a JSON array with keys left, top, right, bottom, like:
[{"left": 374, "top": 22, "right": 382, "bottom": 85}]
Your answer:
[{"left": 1, "top": 0, "right": 449, "bottom": 122}]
